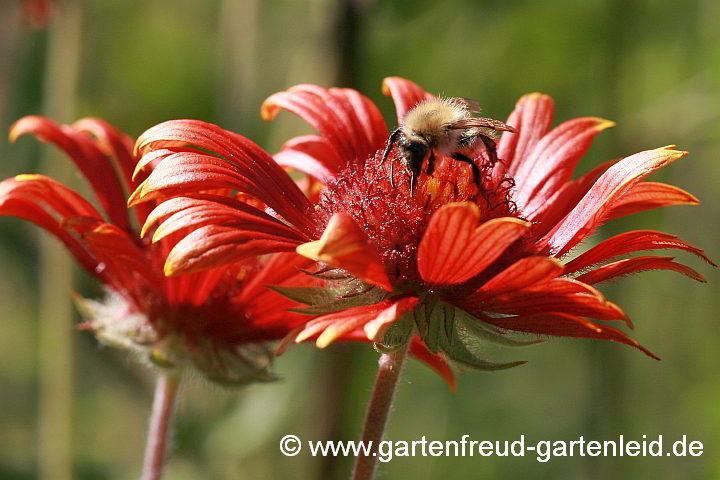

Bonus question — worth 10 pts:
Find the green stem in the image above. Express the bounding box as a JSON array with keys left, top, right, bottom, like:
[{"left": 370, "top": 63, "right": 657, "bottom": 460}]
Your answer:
[
  {"left": 350, "top": 343, "right": 409, "bottom": 480},
  {"left": 141, "top": 373, "right": 180, "bottom": 480}
]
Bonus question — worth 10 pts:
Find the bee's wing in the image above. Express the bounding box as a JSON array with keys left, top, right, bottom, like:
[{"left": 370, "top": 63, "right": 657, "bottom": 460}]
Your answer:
[
  {"left": 446, "top": 117, "right": 518, "bottom": 133},
  {"left": 455, "top": 97, "right": 484, "bottom": 113}
]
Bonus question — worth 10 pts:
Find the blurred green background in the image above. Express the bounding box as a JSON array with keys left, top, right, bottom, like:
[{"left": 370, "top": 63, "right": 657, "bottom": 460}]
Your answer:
[{"left": 0, "top": 0, "right": 718, "bottom": 479}]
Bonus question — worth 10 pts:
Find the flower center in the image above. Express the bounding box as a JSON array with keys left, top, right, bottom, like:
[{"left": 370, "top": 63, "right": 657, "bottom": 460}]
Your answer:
[{"left": 313, "top": 146, "right": 518, "bottom": 282}]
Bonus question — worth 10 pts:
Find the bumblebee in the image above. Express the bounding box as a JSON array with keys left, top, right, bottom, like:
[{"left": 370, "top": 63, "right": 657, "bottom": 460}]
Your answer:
[{"left": 381, "top": 97, "right": 517, "bottom": 193}]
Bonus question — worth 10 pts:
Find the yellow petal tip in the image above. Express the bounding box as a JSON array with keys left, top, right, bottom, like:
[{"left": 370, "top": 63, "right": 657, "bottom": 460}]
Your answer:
[{"left": 296, "top": 240, "right": 323, "bottom": 261}]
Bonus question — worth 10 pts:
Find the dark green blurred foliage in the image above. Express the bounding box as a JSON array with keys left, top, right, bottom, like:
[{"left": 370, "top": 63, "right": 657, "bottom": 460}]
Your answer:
[{"left": 0, "top": 0, "right": 718, "bottom": 479}]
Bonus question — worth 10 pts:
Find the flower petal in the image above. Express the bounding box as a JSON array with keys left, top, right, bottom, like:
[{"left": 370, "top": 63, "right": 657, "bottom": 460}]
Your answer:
[
  {"left": 409, "top": 337, "right": 456, "bottom": 392},
  {"left": 11, "top": 116, "right": 131, "bottom": 230},
  {"left": 513, "top": 117, "right": 615, "bottom": 209},
  {"left": 563, "top": 229, "right": 715, "bottom": 274},
  {"left": 273, "top": 148, "right": 334, "bottom": 184},
  {"left": 546, "top": 146, "right": 688, "bottom": 256},
  {"left": 141, "top": 195, "right": 306, "bottom": 245},
  {"left": 262, "top": 86, "right": 387, "bottom": 167},
  {"left": 496, "top": 93, "right": 555, "bottom": 179},
  {"left": 381, "top": 77, "right": 433, "bottom": 123},
  {"left": 479, "top": 288, "right": 629, "bottom": 324},
  {"left": 524, "top": 159, "right": 618, "bottom": 240},
  {"left": 133, "top": 119, "right": 313, "bottom": 233},
  {"left": 296, "top": 212, "right": 392, "bottom": 291},
  {"left": 484, "top": 313, "right": 658, "bottom": 359},
  {"left": 417, "top": 202, "right": 530, "bottom": 284},
  {"left": 164, "top": 225, "right": 301, "bottom": 276},
  {"left": 72, "top": 117, "right": 137, "bottom": 190},
  {"left": 317, "top": 297, "right": 418, "bottom": 348},
  {"left": 604, "top": 181, "right": 700, "bottom": 221},
  {"left": 294, "top": 301, "right": 389, "bottom": 345},
  {"left": 575, "top": 256, "right": 706, "bottom": 284},
  {"left": 477, "top": 256, "right": 564, "bottom": 297},
  {"left": 0, "top": 175, "right": 100, "bottom": 273},
  {"left": 363, "top": 297, "right": 420, "bottom": 342}
]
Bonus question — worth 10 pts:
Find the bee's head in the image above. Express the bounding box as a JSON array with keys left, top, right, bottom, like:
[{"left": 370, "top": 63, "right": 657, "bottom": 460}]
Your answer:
[{"left": 397, "top": 129, "right": 429, "bottom": 164}]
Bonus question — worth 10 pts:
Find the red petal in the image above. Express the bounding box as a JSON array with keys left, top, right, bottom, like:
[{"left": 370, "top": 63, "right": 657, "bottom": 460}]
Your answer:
[
  {"left": 381, "top": 77, "right": 433, "bottom": 123},
  {"left": 363, "top": 297, "right": 420, "bottom": 341},
  {"left": 604, "top": 181, "right": 700, "bottom": 221},
  {"left": 141, "top": 195, "right": 306, "bottom": 245},
  {"left": 262, "top": 86, "right": 387, "bottom": 167},
  {"left": 0, "top": 176, "right": 100, "bottom": 273},
  {"left": 67, "top": 219, "right": 160, "bottom": 285},
  {"left": 484, "top": 313, "right": 658, "bottom": 359},
  {"left": 546, "top": 146, "right": 688, "bottom": 256},
  {"left": 564, "top": 229, "right": 715, "bottom": 274},
  {"left": 274, "top": 134, "right": 342, "bottom": 178},
  {"left": 294, "top": 301, "right": 389, "bottom": 345},
  {"left": 237, "top": 252, "right": 315, "bottom": 305},
  {"left": 417, "top": 202, "right": 530, "bottom": 284},
  {"left": 525, "top": 159, "right": 618, "bottom": 241},
  {"left": 133, "top": 119, "right": 312, "bottom": 233},
  {"left": 409, "top": 337, "right": 456, "bottom": 392},
  {"left": 319, "top": 297, "right": 418, "bottom": 348},
  {"left": 575, "top": 256, "right": 706, "bottom": 284},
  {"left": 10, "top": 116, "right": 131, "bottom": 230},
  {"left": 164, "top": 224, "right": 301, "bottom": 276},
  {"left": 273, "top": 149, "right": 334, "bottom": 183},
  {"left": 477, "top": 256, "right": 564, "bottom": 297},
  {"left": 1, "top": 174, "right": 102, "bottom": 219},
  {"left": 296, "top": 213, "right": 392, "bottom": 291},
  {"left": 496, "top": 93, "right": 555, "bottom": 179},
  {"left": 479, "top": 287, "right": 629, "bottom": 324},
  {"left": 72, "top": 117, "right": 137, "bottom": 191},
  {"left": 513, "top": 117, "right": 614, "bottom": 209}
]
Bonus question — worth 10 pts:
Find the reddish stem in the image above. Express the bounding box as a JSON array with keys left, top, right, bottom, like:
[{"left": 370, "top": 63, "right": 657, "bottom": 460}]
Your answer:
[
  {"left": 141, "top": 373, "right": 180, "bottom": 480},
  {"left": 351, "top": 344, "right": 409, "bottom": 480}
]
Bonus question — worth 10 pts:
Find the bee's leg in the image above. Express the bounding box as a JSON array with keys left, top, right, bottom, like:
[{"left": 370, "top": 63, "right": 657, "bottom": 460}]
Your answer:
[
  {"left": 390, "top": 160, "right": 395, "bottom": 187},
  {"left": 383, "top": 129, "right": 401, "bottom": 187},
  {"left": 426, "top": 150, "right": 436, "bottom": 176},
  {"left": 381, "top": 129, "right": 401, "bottom": 165},
  {"left": 451, "top": 152, "right": 482, "bottom": 186},
  {"left": 406, "top": 158, "right": 422, "bottom": 195}
]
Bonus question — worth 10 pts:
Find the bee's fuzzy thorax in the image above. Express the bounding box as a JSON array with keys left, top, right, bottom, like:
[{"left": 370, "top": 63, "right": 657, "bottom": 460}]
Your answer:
[{"left": 401, "top": 97, "right": 470, "bottom": 143}]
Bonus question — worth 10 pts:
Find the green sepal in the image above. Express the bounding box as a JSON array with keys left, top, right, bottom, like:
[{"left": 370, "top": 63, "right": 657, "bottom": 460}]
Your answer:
[
  {"left": 190, "top": 343, "right": 278, "bottom": 387},
  {"left": 454, "top": 308, "right": 543, "bottom": 347},
  {"left": 267, "top": 285, "right": 345, "bottom": 306},
  {"left": 375, "top": 313, "right": 414, "bottom": 352},
  {"left": 415, "top": 299, "right": 455, "bottom": 353},
  {"left": 289, "top": 286, "right": 390, "bottom": 315}
]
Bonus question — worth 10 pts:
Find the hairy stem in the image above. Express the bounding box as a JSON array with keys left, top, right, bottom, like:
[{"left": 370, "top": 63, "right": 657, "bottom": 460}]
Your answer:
[
  {"left": 141, "top": 373, "right": 180, "bottom": 480},
  {"left": 351, "top": 343, "right": 409, "bottom": 480}
]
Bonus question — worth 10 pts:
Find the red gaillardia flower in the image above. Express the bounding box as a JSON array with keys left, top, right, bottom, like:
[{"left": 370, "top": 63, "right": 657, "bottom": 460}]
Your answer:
[
  {"left": 1, "top": 116, "right": 314, "bottom": 384},
  {"left": 129, "top": 78, "right": 712, "bottom": 388}
]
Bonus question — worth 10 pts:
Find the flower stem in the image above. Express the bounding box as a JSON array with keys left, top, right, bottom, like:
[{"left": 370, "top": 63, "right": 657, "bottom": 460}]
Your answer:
[
  {"left": 141, "top": 372, "right": 180, "bottom": 480},
  {"left": 351, "top": 343, "right": 409, "bottom": 480}
]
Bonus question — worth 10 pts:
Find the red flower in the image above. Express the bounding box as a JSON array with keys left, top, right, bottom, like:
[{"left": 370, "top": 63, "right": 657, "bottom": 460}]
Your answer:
[
  {"left": 1, "top": 116, "right": 314, "bottom": 384},
  {"left": 129, "top": 78, "right": 713, "bottom": 389}
]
